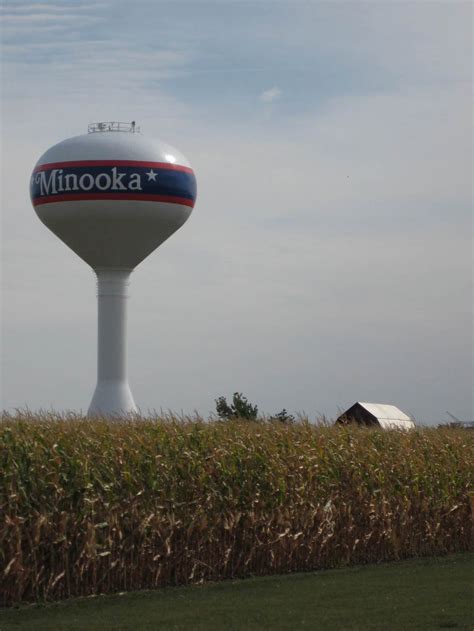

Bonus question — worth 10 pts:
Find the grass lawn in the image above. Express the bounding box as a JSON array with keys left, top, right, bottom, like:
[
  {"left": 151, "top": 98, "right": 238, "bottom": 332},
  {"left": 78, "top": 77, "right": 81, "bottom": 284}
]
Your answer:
[{"left": 1, "top": 554, "right": 473, "bottom": 630}]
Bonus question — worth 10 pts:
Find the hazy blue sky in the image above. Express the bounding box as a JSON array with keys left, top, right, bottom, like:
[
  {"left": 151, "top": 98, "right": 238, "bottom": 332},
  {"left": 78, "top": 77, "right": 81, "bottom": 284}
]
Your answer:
[{"left": 1, "top": 0, "right": 472, "bottom": 423}]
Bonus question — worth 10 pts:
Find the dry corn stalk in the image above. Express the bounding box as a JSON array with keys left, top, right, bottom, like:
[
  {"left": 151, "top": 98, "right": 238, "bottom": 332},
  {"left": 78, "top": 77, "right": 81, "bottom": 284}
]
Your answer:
[{"left": 1, "top": 411, "right": 472, "bottom": 605}]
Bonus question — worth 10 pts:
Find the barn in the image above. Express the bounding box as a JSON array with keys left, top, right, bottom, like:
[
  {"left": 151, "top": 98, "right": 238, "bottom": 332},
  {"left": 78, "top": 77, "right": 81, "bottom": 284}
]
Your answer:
[{"left": 336, "top": 402, "right": 415, "bottom": 430}]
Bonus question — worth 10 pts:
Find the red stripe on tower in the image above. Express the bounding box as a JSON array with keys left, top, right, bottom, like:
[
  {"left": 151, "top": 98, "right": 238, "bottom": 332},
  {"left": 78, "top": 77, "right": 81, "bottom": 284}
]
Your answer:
[
  {"left": 33, "top": 160, "right": 194, "bottom": 174},
  {"left": 32, "top": 193, "right": 195, "bottom": 207}
]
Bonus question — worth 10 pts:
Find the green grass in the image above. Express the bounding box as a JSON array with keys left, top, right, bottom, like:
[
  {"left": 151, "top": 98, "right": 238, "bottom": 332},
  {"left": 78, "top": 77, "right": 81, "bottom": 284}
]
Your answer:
[{"left": 1, "top": 554, "right": 473, "bottom": 630}]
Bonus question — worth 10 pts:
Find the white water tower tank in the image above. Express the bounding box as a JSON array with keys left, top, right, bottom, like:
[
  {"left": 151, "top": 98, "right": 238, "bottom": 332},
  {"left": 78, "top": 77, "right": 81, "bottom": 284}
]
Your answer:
[{"left": 30, "top": 122, "right": 197, "bottom": 416}]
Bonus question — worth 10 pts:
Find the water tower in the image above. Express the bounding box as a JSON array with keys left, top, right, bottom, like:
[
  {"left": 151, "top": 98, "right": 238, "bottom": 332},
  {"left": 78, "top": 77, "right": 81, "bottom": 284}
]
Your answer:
[{"left": 30, "top": 122, "right": 197, "bottom": 416}]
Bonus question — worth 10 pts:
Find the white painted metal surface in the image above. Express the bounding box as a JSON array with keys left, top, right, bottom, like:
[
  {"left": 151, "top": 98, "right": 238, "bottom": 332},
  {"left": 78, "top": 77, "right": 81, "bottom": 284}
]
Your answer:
[
  {"left": 30, "top": 123, "right": 197, "bottom": 417},
  {"left": 358, "top": 402, "right": 413, "bottom": 424},
  {"left": 87, "top": 270, "right": 137, "bottom": 416},
  {"left": 377, "top": 419, "right": 415, "bottom": 430}
]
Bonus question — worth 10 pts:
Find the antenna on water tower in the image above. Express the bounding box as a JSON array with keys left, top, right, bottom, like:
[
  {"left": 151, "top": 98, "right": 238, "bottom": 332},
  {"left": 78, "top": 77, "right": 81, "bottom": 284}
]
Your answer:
[{"left": 30, "top": 121, "right": 197, "bottom": 416}]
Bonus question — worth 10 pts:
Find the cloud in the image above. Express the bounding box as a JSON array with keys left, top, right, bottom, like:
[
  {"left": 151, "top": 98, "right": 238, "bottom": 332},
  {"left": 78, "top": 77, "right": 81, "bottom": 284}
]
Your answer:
[
  {"left": 1, "top": 24, "right": 66, "bottom": 35},
  {"left": 0, "top": 13, "right": 103, "bottom": 23},
  {"left": 2, "top": 38, "right": 192, "bottom": 108},
  {"left": 2, "top": 3, "right": 109, "bottom": 11},
  {"left": 259, "top": 86, "right": 282, "bottom": 103},
  {"left": 1, "top": 0, "right": 471, "bottom": 423},
  {"left": 0, "top": 1, "right": 108, "bottom": 33},
  {"left": 2, "top": 79, "right": 470, "bottom": 420}
]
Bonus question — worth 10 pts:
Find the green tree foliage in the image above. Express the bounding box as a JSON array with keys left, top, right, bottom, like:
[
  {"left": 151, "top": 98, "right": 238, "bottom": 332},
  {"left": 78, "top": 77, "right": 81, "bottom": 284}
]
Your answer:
[
  {"left": 215, "top": 392, "right": 258, "bottom": 421},
  {"left": 270, "top": 409, "right": 295, "bottom": 424}
]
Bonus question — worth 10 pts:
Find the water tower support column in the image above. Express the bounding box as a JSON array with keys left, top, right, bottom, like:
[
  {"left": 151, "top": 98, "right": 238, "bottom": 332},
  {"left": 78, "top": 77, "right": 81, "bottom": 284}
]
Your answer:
[{"left": 87, "top": 269, "right": 138, "bottom": 417}]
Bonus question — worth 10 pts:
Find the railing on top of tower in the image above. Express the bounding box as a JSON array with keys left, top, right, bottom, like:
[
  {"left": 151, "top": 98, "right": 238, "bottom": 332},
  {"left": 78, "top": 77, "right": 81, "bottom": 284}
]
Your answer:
[{"left": 88, "top": 121, "right": 141, "bottom": 134}]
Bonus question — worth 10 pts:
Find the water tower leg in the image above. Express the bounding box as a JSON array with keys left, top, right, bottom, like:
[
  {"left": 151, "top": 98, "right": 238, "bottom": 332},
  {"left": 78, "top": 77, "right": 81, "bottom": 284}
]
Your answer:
[{"left": 87, "top": 269, "right": 138, "bottom": 417}]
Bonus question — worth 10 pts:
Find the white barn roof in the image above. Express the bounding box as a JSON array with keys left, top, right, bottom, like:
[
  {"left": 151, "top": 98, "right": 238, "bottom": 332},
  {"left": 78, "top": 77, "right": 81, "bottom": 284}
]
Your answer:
[
  {"left": 359, "top": 403, "right": 412, "bottom": 422},
  {"left": 337, "top": 402, "right": 415, "bottom": 430}
]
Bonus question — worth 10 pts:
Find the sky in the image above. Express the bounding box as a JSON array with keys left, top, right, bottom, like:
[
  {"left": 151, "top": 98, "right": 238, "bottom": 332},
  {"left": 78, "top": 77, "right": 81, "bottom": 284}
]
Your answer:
[{"left": 1, "top": 0, "right": 472, "bottom": 424}]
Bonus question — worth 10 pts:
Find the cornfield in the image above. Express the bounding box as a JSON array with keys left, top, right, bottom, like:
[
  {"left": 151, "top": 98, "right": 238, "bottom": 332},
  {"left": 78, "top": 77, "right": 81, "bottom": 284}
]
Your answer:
[{"left": 1, "top": 412, "right": 472, "bottom": 605}]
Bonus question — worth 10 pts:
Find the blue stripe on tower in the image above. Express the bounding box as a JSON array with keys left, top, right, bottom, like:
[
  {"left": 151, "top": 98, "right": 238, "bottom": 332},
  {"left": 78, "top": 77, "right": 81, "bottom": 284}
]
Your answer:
[{"left": 30, "top": 164, "right": 197, "bottom": 206}]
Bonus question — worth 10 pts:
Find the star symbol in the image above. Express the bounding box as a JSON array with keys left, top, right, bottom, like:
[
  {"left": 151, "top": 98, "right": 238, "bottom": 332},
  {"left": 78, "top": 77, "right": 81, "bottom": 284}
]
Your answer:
[{"left": 146, "top": 169, "right": 158, "bottom": 181}]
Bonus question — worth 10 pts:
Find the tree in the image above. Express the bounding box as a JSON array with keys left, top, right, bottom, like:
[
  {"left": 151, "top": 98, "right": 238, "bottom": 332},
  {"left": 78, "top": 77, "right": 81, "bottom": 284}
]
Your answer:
[
  {"left": 270, "top": 409, "right": 295, "bottom": 424},
  {"left": 215, "top": 392, "right": 258, "bottom": 421}
]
